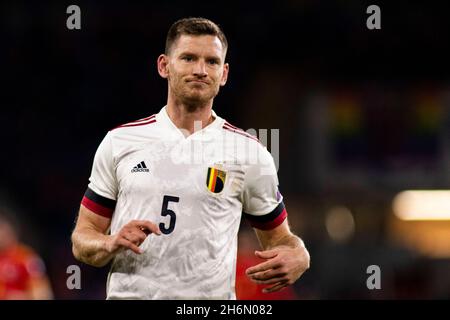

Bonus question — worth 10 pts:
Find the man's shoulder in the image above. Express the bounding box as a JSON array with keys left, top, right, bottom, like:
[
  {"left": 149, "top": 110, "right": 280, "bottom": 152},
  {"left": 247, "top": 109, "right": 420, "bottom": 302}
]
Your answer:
[
  {"left": 105, "top": 113, "right": 162, "bottom": 141},
  {"left": 109, "top": 114, "right": 158, "bottom": 132},
  {"left": 218, "top": 118, "right": 276, "bottom": 168},
  {"left": 8, "top": 244, "right": 39, "bottom": 262},
  {"left": 220, "top": 119, "right": 260, "bottom": 144}
]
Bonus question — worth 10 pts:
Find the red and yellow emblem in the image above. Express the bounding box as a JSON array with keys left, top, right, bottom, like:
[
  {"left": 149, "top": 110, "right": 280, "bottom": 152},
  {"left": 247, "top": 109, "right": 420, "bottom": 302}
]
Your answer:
[{"left": 206, "top": 167, "right": 226, "bottom": 193}]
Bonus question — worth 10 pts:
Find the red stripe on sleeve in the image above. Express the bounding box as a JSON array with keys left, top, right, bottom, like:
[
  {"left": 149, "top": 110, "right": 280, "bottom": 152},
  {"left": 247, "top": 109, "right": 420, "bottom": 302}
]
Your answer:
[
  {"left": 223, "top": 125, "right": 260, "bottom": 143},
  {"left": 113, "top": 119, "right": 156, "bottom": 130},
  {"left": 81, "top": 196, "right": 114, "bottom": 218},
  {"left": 249, "top": 208, "right": 287, "bottom": 230}
]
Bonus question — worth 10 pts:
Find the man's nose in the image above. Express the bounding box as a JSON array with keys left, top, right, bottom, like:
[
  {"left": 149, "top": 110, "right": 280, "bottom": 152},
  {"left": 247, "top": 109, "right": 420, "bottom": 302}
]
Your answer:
[{"left": 193, "top": 61, "right": 207, "bottom": 77}]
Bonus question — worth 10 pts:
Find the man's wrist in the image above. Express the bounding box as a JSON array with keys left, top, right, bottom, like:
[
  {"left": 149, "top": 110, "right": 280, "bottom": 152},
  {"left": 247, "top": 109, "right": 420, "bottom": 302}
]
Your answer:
[{"left": 267, "top": 234, "right": 303, "bottom": 250}]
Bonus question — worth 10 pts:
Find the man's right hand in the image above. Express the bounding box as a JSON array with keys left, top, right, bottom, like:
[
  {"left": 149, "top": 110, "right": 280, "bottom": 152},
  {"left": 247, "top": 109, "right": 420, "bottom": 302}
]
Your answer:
[
  {"left": 72, "top": 206, "right": 163, "bottom": 267},
  {"left": 106, "top": 220, "right": 162, "bottom": 255}
]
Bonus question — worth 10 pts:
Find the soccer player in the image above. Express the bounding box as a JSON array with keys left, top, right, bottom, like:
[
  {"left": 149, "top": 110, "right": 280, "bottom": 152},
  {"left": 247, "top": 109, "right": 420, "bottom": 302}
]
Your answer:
[
  {"left": 0, "top": 214, "right": 53, "bottom": 300},
  {"left": 71, "top": 17, "right": 310, "bottom": 299}
]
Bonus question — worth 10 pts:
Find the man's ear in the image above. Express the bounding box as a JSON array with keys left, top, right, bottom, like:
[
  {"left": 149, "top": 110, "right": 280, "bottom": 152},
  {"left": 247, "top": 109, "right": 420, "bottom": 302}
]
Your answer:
[
  {"left": 157, "top": 54, "right": 169, "bottom": 79},
  {"left": 220, "top": 63, "right": 229, "bottom": 86}
]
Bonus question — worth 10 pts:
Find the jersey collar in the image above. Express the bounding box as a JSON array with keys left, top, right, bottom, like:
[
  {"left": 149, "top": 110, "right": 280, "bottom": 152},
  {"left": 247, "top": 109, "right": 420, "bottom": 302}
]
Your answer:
[{"left": 157, "top": 105, "right": 224, "bottom": 140}]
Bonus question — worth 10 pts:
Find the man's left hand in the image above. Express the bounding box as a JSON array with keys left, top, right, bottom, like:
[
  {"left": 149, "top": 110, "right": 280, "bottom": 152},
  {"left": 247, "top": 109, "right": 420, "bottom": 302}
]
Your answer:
[{"left": 245, "top": 245, "right": 310, "bottom": 293}]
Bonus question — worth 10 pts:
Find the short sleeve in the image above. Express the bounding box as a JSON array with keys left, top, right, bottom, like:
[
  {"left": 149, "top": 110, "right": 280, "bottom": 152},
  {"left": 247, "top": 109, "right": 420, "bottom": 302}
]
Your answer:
[
  {"left": 242, "top": 145, "right": 287, "bottom": 230},
  {"left": 81, "top": 132, "right": 117, "bottom": 218}
]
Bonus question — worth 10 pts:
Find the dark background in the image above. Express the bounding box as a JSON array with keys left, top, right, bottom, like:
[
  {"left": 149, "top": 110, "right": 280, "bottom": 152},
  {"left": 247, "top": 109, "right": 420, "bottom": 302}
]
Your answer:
[{"left": 1, "top": 1, "right": 449, "bottom": 299}]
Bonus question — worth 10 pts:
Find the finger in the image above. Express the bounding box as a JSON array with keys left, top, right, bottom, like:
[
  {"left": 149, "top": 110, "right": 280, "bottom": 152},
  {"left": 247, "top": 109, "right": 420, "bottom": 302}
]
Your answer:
[
  {"left": 249, "top": 268, "right": 287, "bottom": 281},
  {"left": 125, "top": 231, "right": 145, "bottom": 246},
  {"left": 249, "top": 276, "right": 287, "bottom": 285},
  {"left": 118, "top": 238, "right": 143, "bottom": 254},
  {"left": 255, "top": 250, "right": 278, "bottom": 259},
  {"left": 134, "top": 220, "right": 162, "bottom": 235},
  {"left": 263, "top": 281, "right": 289, "bottom": 293},
  {"left": 136, "top": 229, "right": 149, "bottom": 240},
  {"left": 127, "top": 229, "right": 148, "bottom": 244},
  {"left": 246, "top": 259, "right": 282, "bottom": 275}
]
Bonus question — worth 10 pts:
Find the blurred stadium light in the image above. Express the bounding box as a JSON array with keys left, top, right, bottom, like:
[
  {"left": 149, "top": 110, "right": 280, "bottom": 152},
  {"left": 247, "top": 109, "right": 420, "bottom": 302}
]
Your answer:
[
  {"left": 325, "top": 206, "right": 355, "bottom": 243},
  {"left": 389, "top": 191, "right": 450, "bottom": 259},
  {"left": 393, "top": 190, "right": 450, "bottom": 220}
]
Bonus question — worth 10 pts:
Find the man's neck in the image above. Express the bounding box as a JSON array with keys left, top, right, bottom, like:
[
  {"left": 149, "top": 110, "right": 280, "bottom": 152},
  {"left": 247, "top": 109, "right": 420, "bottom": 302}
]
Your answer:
[{"left": 166, "top": 96, "right": 215, "bottom": 136}]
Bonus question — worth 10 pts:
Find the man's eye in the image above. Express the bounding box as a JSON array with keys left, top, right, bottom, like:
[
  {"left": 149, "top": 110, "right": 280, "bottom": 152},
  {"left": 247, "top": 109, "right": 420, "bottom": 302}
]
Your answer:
[
  {"left": 208, "top": 60, "right": 219, "bottom": 65},
  {"left": 182, "top": 56, "right": 193, "bottom": 62}
]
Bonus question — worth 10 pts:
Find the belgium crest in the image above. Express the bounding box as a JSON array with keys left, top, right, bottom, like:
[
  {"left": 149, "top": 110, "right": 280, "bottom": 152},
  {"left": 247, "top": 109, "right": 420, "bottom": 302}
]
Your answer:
[{"left": 206, "top": 167, "right": 227, "bottom": 193}]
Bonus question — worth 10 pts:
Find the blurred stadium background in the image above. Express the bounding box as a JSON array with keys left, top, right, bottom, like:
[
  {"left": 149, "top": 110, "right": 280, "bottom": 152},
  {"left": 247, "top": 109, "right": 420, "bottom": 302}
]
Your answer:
[{"left": 1, "top": 1, "right": 449, "bottom": 299}]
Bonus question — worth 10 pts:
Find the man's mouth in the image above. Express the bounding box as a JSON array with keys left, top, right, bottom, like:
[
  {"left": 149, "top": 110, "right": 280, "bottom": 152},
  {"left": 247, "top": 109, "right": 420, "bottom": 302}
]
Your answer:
[{"left": 187, "top": 79, "right": 209, "bottom": 85}]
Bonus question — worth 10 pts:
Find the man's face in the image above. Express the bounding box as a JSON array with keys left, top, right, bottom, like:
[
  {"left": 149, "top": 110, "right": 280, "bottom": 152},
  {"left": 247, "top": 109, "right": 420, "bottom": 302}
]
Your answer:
[{"left": 158, "top": 35, "right": 229, "bottom": 106}]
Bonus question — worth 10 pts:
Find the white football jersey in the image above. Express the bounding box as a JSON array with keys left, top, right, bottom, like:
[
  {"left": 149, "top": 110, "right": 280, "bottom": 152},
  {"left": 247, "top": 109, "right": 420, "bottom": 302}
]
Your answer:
[{"left": 81, "top": 106, "right": 287, "bottom": 299}]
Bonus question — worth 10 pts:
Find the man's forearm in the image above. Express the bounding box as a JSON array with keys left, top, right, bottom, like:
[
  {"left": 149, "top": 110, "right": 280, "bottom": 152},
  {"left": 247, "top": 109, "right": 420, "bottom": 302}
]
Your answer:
[
  {"left": 71, "top": 228, "right": 114, "bottom": 267},
  {"left": 264, "top": 232, "right": 304, "bottom": 250}
]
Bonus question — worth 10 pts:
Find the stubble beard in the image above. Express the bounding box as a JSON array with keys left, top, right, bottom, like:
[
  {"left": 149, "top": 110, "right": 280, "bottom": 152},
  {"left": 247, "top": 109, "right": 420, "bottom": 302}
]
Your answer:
[{"left": 170, "top": 79, "right": 220, "bottom": 112}]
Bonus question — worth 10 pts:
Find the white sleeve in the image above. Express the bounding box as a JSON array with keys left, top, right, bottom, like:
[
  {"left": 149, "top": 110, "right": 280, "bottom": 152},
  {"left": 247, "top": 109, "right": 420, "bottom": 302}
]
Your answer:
[
  {"left": 81, "top": 132, "right": 118, "bottom": 218},
  {"left": 242, "top": 144, "right": 287, "bottom": 230},
  {"left": 87, "top": 131, "right": 118, "bottom": 200}
]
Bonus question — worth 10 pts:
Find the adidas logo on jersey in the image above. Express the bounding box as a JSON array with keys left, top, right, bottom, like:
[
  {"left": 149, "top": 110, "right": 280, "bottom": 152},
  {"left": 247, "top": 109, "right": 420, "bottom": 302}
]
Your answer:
[{"left": 131, "top": 161, "right": 149, "bottom": 173}]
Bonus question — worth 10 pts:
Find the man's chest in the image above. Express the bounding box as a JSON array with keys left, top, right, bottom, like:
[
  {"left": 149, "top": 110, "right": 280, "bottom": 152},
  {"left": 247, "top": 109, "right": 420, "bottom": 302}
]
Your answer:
[{"left": 114, "top": 140, "right": 245, "bottom": 202}]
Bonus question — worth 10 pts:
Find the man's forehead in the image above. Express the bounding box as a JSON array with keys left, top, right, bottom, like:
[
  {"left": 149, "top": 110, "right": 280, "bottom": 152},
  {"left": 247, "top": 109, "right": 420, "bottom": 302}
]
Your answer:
[{"left": 172, "top": 34, "right": 225, "bottom": 56}]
